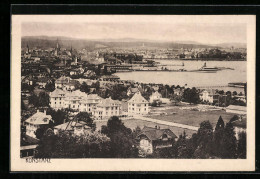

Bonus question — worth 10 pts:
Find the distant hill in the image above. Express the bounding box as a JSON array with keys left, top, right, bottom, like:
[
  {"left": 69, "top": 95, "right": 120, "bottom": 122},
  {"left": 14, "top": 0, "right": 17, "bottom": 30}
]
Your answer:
[
  {"left": 213, "top": 42, "right": 246, "bottom": 49},
  {"left": 21, "top": 36, "right": 245, "bottom": 50}
]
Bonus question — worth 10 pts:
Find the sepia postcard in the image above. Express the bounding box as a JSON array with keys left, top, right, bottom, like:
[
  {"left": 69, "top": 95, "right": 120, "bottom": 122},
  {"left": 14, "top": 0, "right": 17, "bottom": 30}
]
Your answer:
[{"left": 11, "top": 15, "right": 255, "bottom": 172}]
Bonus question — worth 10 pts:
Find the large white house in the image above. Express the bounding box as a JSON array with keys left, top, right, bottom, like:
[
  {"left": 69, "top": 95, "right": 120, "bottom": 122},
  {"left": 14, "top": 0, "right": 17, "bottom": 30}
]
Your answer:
[
  {"left": 94, "top": 97, "right": 122, "bottom": 120},
  {"left": 199, "top": 89, "right": 219, "bottom": 104},
  {"left": 24, "top": 110, "right": 52, "bottom": 138},
  {"left": 149, "top": 91, "right": 162, "bottom": 103},
  {"left": 49, "top": 89, "right": 102, "bottom": 115},
  {"left": 49, "top": 89, "right": 123, "bottom": 119},
  {"left": 49, "top": 89, "right": 66, "bottom": 110},
  {"left": 128, "top": 91, "right": 149, "bottom": 115}
]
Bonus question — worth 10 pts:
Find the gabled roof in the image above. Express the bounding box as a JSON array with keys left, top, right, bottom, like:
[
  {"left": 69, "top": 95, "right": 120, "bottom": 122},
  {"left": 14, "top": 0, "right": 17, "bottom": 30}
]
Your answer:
[
  {"left": 97, "top": 97, "right": 121, "bottom": 107},
  {"left": 128, "top": 91, "right": 148, "bottom": 104},
  {"left": 49, "top": 88, "right": 66, "bottom": 97},
  {"left": 137, "top": 126, "right": 177, "bottom": 141},
  {"left": 55, "top": 76, "right": 72, "bottom": 84},
  {"left": 25, "top": 111, "right": 52, "bottom": 125}
]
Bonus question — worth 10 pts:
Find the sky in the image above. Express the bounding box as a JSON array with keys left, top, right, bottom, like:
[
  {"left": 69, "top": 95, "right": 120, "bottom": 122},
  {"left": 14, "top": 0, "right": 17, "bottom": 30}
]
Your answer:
[{"left": 21, "top": 16, "right": 247, "bottom": 44}]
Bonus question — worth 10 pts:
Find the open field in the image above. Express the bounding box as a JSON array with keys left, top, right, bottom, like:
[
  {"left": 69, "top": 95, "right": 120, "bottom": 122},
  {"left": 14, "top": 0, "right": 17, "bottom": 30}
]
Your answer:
[
  {"left": 149, "top": 105, "right": 237, "bottom": 128},
  {"left": 95, "top": 119, "right": 196, "bottom": 137}
]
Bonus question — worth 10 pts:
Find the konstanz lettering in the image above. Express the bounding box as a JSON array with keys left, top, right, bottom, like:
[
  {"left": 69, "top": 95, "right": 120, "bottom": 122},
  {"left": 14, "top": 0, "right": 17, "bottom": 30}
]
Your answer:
[{"left": 26, "top": 158, "right": 51, "bottom": 163}]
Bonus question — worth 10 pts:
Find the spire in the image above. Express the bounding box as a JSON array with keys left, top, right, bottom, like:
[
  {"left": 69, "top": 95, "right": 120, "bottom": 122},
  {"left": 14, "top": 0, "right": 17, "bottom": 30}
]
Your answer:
[
  {"left": 26, "top": 43, "right": 29, "bottom": 53},
  {"left": 56, "top": 38, "right": 60, "bottom": 49}
]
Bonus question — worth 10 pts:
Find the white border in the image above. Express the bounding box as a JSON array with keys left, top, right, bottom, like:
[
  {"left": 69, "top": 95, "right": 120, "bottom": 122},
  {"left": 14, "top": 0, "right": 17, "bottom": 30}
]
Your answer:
[{"left": 11, "top": 15, "right": 255, "bottom": 171}]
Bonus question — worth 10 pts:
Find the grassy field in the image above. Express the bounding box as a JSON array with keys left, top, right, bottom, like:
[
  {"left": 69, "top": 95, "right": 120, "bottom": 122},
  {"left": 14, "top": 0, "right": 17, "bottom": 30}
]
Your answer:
[
  {"left": 95, "top": 119, "right": 196, "bottom": 137},
  {"left": 149, "top": 106, "right": 236, "bottom": 128}
]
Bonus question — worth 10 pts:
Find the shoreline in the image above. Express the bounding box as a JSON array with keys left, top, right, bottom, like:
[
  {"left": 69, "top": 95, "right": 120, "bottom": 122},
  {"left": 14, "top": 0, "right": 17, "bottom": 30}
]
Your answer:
[{"left": 144, "top": 58, "right": 246, "bottom": 61}]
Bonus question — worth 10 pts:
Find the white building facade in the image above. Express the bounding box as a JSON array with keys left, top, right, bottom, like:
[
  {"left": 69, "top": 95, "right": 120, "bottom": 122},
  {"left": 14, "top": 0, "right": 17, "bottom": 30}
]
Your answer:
[
  {"left": 94, "top": 97, "right": 122, "bottom": 120},
  {"left": 24, "top": 110, "right": 52, "bottom": 138},
  {"left": 128, "top": 91, "right": 149, "bottom": 115}
]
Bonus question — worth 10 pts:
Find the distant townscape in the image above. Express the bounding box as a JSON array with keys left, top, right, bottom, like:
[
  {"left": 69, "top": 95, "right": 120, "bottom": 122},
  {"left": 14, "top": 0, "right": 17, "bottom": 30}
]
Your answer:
[{"left": 21, "top": 37, "right": 247, "bottom": 159}]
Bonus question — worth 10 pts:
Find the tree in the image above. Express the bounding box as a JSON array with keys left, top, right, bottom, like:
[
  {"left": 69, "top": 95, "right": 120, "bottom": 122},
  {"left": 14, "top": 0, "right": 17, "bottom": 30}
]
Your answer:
[
  {"left": 45, "top": 81, "right": 55, "bottom": 92},
  {"left": 101, "top": 116, "right": 138, "bottom": 158},
  {"left": 170, "top": 94, "right": 182, "bottom": 105},
  {"left": 21, "top": 100, "right": 26, "bottom": 110},
  {"left": 221, "top": 122, "right": 237, "bottom": 158},
  {"left": 38, "top": 92, "right": 50, "bottom": 107},
  {"left": 35, "top": 130, "right": 111, "bottom": 158},
  {"left": 193, "top": 121, "right": 214, "bottom": 158},
  {"left": 80, "top": 82, "right": 90, "bottom": 93},
  {"left": 47, "top": 109, "right": 68, "bottom": 126},
  {"left": 28, "top": 93, "right": 39, "bottom": 107},
  {"left": 35, "top": 125, "right": 49, "bottom": 139},
  {"left": 183, "top": 87, "right": 200, "bottom": 104},
  {"left": 237, "top": 132, "right": 246, "bottom": 159},
  {"left": 75, "top": 112, "right": 96, "bottom": 131},
  {"left": 212, "top": 116, "right": 225, "bottom": 157}
]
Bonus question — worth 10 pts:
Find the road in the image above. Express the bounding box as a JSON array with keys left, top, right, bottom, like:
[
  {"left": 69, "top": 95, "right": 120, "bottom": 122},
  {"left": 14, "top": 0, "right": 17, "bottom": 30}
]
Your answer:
[{"left": 132, "top": 115, "right": 199, "bottom": 131}]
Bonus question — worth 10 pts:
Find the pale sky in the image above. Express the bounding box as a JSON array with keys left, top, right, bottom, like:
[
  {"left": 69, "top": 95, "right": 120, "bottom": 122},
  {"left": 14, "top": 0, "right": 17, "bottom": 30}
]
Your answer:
[{"left": 21, "top": 16, "right": 247, "bottom": 44}]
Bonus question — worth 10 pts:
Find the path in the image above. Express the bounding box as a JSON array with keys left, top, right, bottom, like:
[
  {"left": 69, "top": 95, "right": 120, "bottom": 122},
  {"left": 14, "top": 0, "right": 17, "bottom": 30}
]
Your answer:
[{"left": 132, "top": 115, "right": 199, "bottom": 131}]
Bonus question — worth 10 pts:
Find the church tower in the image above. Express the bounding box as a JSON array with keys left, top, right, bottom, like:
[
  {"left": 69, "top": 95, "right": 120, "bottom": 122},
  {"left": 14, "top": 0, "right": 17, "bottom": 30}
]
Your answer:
[
  {"left": 55, "top": 38, "right": 60, "bottom": 56},
  {"left": 26, "top": 44, "right": 29, "bottom": 54}
]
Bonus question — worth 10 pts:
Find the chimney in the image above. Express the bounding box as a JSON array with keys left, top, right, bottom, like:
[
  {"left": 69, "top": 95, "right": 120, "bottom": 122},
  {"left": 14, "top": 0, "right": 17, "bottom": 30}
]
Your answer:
[
  {"left": 44, "top": 110, "right": 47, "bottom": 114},
  {"left": 37, "top": 109, "right": 39, "bottom": 113}
]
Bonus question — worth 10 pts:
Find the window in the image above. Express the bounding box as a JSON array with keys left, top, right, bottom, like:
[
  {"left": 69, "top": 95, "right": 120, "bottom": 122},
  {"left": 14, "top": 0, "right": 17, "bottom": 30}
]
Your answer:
[
  {"left": 55, "top": 98, "right": 57, "bottom": 100},
  {"left": 144, "top": 104, "right": 147, "bottom": 106},
  {"left": 111, "top": 107, "right": 113, "bottom": 110},
  {"left": 89, "top": 108, "right": 91, "bottom": 111},
  {"left": 106, "top": 107, "right": 109, "bottom": 110},
  {"left": 55, "top": 102, "right": 56, "bottom": 104},
  {"left": 132, "top": 104, "right": 134, "bottom": 106},
  {"left": 144, "top": 108, "right": 146, "bottom": 111},
  {"left": 60, "top": 98, "right": 61, "bottom": 100},
  {"left": 106, "top": 112, "right": 108, "bottom": 115},
  {"left": 73, "top": 105, "right": 75, "bottom": 108},
  {"left": 116, "top": 107, "right": 118, "bottom": 110},
  {"left": 60, "top": 102, "right": 61, "bottom": 104}
]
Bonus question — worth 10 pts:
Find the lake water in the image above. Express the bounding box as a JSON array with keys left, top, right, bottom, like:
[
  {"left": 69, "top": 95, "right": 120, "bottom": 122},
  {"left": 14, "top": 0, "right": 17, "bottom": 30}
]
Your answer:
[{"left": 116, "top": 60, "right": 247, "bottom": 93}]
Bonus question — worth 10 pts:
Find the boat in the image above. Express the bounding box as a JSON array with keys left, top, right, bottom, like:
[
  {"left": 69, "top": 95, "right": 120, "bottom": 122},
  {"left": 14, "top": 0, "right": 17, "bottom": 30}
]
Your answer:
[{"left": 198, "top": 62, "right": 219, "bottom": 72}]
